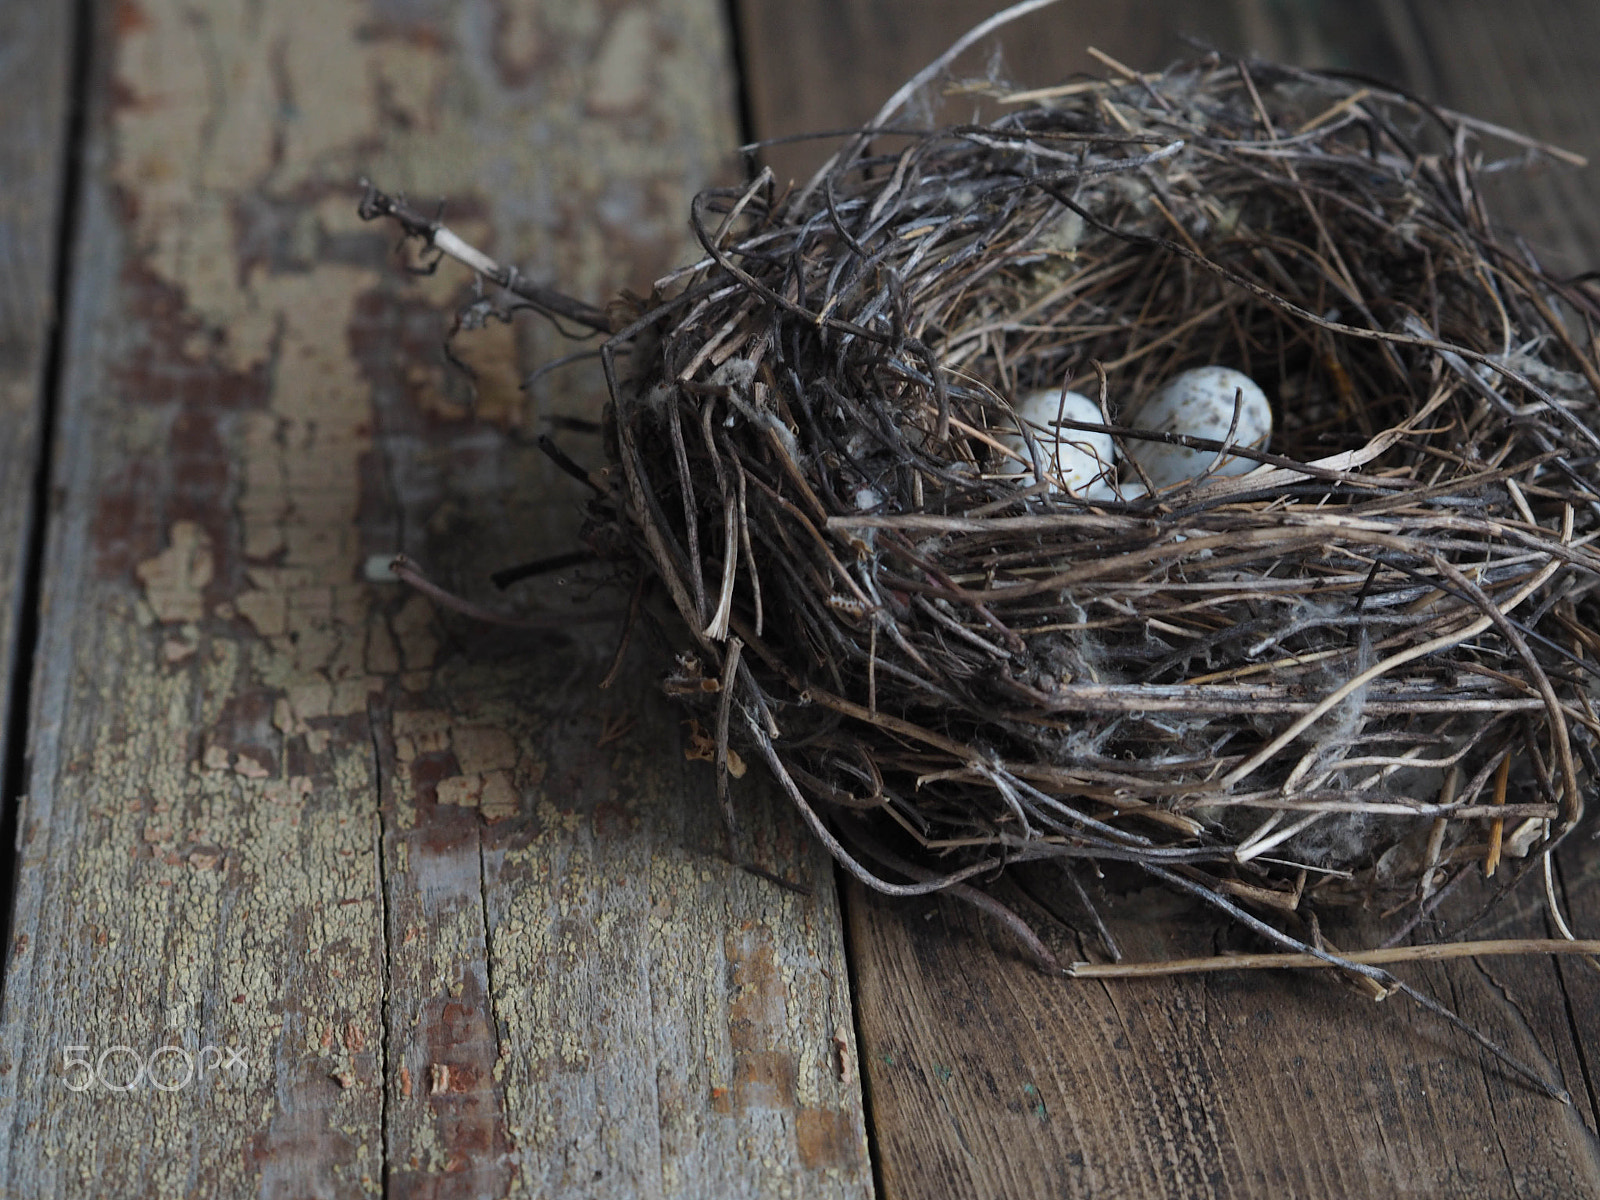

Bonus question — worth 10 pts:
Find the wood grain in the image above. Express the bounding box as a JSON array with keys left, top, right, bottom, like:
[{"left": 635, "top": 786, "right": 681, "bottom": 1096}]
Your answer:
[
  {"left": 732, "top": 0, "right": 1220, "bottom": 184},
  {"left": 1375, "top": 0, "right": 1600, "bottom": 271},
  {"left": 0, "top": 0, "right": 868, "bottom": 1195},
  {"left": 372, "top": 648, "right": 866, "bottom": 1198},
  {"left": 850, "top": 869, "right": 1600, "bottom": 1199},
  {"left": 729, "top": 0, "right": 1600, "bottom": 1195},
  {"left": 732, "top": 0, "right": 1425, "bottom": 185},
  {"left": 0, "top": 0, "right": 74, "bottom": 808},
  {"left": 8, "top": 0, "right": 1599, "bottom": 1194}
]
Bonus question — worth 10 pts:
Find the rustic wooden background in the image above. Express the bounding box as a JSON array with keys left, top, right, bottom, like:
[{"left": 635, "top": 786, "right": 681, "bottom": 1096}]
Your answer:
[{"left": 0, "top": 0, "right": 1597, "bottom": 1196}]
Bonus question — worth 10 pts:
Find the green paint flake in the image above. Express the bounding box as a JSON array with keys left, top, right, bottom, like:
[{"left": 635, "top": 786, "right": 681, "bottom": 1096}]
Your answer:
[{"left": 1023, "top": 1083, "right": 1047, "bottom": 1120}]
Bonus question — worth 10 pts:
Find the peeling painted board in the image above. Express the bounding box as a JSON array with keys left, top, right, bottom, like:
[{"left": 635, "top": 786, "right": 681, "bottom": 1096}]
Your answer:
[
  {"left": 0, "top": 0, "right": 870, "bottom": 1195},
  {"left": 337, "top": 0, "right": 871, "bottom": 1191},
  {"left": 0, "top": 178, "right": 391, "bottom": 1195},
  {"left": 373, "top": 648, "right": 868, "bottom": 1199},
  {"left": 0, "top": 0, "right": 75, "bottom": 796}
]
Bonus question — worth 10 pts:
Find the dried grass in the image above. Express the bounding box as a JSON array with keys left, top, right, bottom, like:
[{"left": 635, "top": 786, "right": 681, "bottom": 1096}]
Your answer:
[
  {"left": 360, "top": 29, "right": 1600, "bottom": 1099},
  {"left": 605, "top": 52, "right": 1599, "bottom": 950}
]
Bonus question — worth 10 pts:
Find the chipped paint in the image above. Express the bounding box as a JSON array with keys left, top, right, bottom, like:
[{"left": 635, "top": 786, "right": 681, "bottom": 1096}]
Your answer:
[
  {"left": 135, "top": 520, "right": 215, "bottom": 623},
  {"left": 0, "top": 0, "right": 869, "bottom": 1194}
]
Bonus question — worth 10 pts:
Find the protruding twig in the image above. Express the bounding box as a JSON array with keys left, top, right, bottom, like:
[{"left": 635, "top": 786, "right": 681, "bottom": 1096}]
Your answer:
[
  {"left": 492, "top": 550, "right": 596, "bottom": 590},
  {"left": 389, "top": 555, "right": 622, "bottom": 629},
  {"left": 358, "top": 181, "right": 614, "bottom": 334}
]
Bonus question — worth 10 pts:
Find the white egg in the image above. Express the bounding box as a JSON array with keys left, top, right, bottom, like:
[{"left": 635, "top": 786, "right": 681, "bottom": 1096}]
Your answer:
[
  {"left": 1124, "top": 366, "right": 1271, "bottom": 490},
  {"left": 997, "top": 388, "right": 1116, "bottom": 500}
]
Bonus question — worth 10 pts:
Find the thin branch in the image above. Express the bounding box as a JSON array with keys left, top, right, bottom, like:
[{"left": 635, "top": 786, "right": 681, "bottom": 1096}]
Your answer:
[
  {"left": 358, "top": 181, "right": 614, "bottom": 334},
  {"left": 1065, "top": 938, "right": 1600, "bottom": 978}
]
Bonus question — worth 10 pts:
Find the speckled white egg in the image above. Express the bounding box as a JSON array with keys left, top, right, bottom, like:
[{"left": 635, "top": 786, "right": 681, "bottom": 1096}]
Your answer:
[
  {"left": 997, "top": 388, "right": 1116, "bottom": 500},
  {"left": 1124, "top": 366, "right": 1271, "bottom": 490}
]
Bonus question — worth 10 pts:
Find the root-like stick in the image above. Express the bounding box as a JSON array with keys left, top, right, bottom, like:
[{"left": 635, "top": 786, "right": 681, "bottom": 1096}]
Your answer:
[
  {"left": 840, "top": 816, "right": 1063, "bottom": 972},
  {"left": 599, "top": 576, "right": 647, "bottom": 690},
  {"left": 715, "top": 637, "right": 745, "bottom": 853},
  {"left": 536, "top": 435, "right": 609, "bottom": 494},
  {"left": 390, "top": 555, "right": 622, "bottom": 629},
  {"left": 745, "top": 711, "right": 1024, "bottom": 897}
]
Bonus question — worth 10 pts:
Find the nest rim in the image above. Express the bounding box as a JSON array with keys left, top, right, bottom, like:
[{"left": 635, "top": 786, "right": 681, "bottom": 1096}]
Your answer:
[{"left": 593, "top": 49, "right": 1600, "bottom": 967}]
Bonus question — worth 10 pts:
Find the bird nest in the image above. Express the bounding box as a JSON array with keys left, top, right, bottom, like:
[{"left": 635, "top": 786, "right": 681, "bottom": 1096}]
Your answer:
[
  {"left": 362, "top": 45, "right": 1600, "bottom": 1010},
  {"left": 595, "top": 52, "right": 1600, "bottom": 965}
]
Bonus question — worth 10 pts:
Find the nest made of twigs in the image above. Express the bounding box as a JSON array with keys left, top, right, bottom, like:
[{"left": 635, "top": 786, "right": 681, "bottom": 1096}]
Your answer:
[{"left": 591, "top": 49, "right": 1600, "bottom": 970}]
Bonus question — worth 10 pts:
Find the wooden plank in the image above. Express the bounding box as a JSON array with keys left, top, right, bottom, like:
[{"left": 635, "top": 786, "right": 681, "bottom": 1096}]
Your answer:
[
  {"left": 732, "top": 0, "right": 1354, "bottom": 185},
  {"left": 1383, "top": 0, "right": 1600, "bottom": 1162},
  {"left": 729, "top": 0, "right": 1600, "bottom": 1194},
  {"left": 849, "top": 873, "right": 1600, "bottom": 1198},
  {"left": 372, "top": 651, "right": 866, "bottom": 1197},
  {"left": 0, "top": 0, "right": 74, "bottom": 810},
  {"left": 0, "top": 0, "right": 869, "bottom": 1195},
  {"left": 1372, "top": 0, "right": 1600, "bottom": 270}
]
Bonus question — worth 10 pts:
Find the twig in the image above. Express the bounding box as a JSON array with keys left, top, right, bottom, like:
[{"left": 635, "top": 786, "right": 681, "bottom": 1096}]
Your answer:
[
  {"left": 358, "top": 181, "right": 613, "bottom": 334},
  {"left": 1065, "top": 938, "right": 1600, "bottom": 977},
  {"left": 389, "top": 556, "right": 622, "bottom": 629}
]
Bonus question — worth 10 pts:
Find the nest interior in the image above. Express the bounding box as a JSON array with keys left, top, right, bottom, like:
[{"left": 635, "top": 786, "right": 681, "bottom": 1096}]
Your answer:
[{"left": 595, "top": 53, "right": 1600, "bottom": 963}]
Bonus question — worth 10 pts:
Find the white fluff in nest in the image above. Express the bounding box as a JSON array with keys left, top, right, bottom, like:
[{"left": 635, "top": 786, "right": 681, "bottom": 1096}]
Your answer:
[
  {"left": 1283, "top": 812, "right": 1385, "bottom": 869},
  {"left": 709, "top": 358, "right": 757, "bottom": 393}
]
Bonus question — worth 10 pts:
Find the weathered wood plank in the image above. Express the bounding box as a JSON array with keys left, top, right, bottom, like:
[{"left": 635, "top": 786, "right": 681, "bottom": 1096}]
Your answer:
[
  {"left": 734, "top": 0, "right": 1429, "bottom": 186},
  {"left": 0, "top": 0, "right": 869, "bottom": 1195},
  {"left": 734, "top": 0, "right": 1261, "bottom": 185},
  {"left": 850, "top": 871, "right": 1600, "bottom": 1198},
  {"left": 0, "top": 0, "right": 74, "bottom": 814},
  {"left": 372, "top": 648, "right": 867, "bottom": 1197},
  {"left": 1372, "top": 0, "right": 1600, "bottom": 270},
  {"left": 731, "top": 0, "right": 1600, "bottom": 1195}
]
